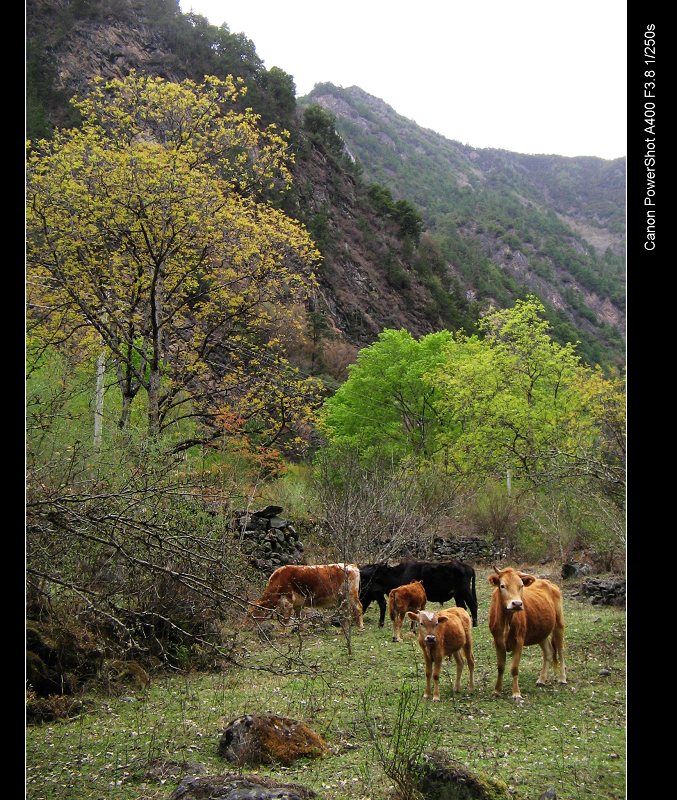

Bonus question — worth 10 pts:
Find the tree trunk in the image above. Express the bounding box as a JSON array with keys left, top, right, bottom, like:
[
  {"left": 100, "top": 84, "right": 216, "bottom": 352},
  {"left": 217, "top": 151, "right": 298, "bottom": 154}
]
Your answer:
[{"left": 93, "top": 351, "right": 106, "bottom": 450}]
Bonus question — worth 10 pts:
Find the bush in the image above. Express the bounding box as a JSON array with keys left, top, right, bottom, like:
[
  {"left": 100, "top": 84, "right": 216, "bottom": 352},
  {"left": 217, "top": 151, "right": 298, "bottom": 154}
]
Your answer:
[{"left": 469, "top": 482, "right": 526, "bottom": 559}]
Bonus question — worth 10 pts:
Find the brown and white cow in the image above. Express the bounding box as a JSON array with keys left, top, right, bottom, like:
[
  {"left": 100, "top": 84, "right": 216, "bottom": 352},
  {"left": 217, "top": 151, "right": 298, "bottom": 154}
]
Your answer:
[
  {"left": 248, "top": 563, "right": 364, "bottom": 630},
  {"left": 488, "top": 566, "right": 567, "bottom": 703},
  {"left": 388, "top": 580, "right": 427, "bottom": 642},
  {"left": 407, "top": 606, "right": 475, "bottom": 701}
]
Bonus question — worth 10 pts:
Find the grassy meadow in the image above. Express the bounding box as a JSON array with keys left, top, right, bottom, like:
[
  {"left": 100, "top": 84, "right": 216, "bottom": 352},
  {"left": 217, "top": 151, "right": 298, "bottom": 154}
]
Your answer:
[{"left": 26, "top": 567, "right": 625, "bottom": 800}]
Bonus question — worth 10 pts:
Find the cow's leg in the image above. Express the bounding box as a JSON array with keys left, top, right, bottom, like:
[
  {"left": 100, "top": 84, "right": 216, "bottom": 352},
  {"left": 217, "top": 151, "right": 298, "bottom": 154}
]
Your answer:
[
  {"left": 452, "top": 650, "right": 464, "bottom": 693},
  {"left": 277, "top": 596, "right": 293, "bottom": 632},
  {"left": 493, "top": 642, "right": 507, "bottom": 696},
  {"left": 464, "top": 640, "right": 475, "bottom": 692},
  {"left": 551, "top": 624, "right": 567, "bottom": 684},
  {"left": 537, "top": 638, "right": 553, "bottom": 685},
  {"left": 392, "top": 613, "right": 400, "bottom": 642},
  {"left": 355, "top": 599, "right": 365, "bottom": 630},
  {"left": 466, "top": 593, "right": 479, "bottom": 628},
  {"left": 509, "top": 642, "right": 525, "bottom": 702},
  {"left": 422, "top": 650, "right": 433, "bottom": 700},
  {"left": 455, "top": 591, "right": 478, "bottom": 628},
  {"left": 432, "top": 654, "right": 443, "bottom": 701},
  {"left": 377, "top": 596, "right": 387, "bottom": 628}
]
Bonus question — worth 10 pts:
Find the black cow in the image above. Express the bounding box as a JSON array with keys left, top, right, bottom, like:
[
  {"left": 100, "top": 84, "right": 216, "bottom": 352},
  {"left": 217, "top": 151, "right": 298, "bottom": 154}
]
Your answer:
[{"left": 359, "top": 560, "right": 478, "bottom": 627}]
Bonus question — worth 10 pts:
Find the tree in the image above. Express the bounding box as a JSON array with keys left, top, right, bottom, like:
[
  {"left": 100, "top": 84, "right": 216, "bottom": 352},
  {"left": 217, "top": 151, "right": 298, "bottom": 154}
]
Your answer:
[
  {"left": 319, "top": 298, "right": 624, "bottom": 508},
  {"left": 302, "top": 104, "right": 346, "bottom": 156},
  {"left": 428, "top": 297, "right": 625, "bottom": 501},
  {"left": 27, "top": 73, "right": 322, "bottom": 452},
  {"left": 320, "top": 328, "right": 453, "bottom": 463}
]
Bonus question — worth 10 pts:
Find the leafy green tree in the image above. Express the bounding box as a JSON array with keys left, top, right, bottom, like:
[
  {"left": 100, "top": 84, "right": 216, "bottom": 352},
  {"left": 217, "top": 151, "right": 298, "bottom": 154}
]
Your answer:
[
  {"left": 27, "top": 72, "right": 322, "bottom": 451},
  {"left": 392, "top": 198, "right": 424, "bottom": 243},
  {"left": 302, "top": 104, "right": 346, "bottom": 156},
  {"left": 320, "top": 328, "right": 453, "bottom": 463},
  {"left": 428, "top": 297, "right": 625, "bottom": 501},
  {"left": 320, "top": 298, "right": 624, "bottom": 505}
]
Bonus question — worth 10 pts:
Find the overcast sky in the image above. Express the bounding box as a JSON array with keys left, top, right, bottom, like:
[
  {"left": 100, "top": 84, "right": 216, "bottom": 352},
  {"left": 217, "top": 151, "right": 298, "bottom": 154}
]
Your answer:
[{"left": 178, "top": 0, "right": 627, "bottom": 160}]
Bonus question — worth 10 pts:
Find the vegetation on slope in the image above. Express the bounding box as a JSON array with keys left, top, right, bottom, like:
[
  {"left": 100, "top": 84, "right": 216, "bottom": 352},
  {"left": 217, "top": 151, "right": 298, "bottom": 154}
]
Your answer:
[{"left": 301, "top": 83, "right": 625, "bottom": 368}]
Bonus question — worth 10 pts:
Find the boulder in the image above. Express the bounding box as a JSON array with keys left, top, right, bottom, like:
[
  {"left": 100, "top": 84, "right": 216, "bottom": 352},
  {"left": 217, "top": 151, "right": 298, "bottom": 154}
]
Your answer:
[
  {"left": 169, "top": 773, "right": 317, "bottom": 800},
  {"left": 561, "top": 562, "right": 592, "bottom": 579},
  {"left": 252, "top": 506, "right": 284, "bottom": 519},
  {"left": 412, "top": 752, "right": 520, "bottom": 800},
  {"left": 218, "top": 714, "right": 328, "bottom": 766}
]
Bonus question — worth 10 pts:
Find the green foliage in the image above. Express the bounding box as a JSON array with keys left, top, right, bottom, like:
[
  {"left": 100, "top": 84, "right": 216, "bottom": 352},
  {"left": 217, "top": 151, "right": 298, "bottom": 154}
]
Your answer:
[
  {"left": 320, "top": 298, "right": 624, "bottom": 508},
  {"left": 303, "top": 104, "right": 347, "bottom": 157},
  {"left": 362, "top": 680, "right": 436, "bottom": 800},
  {"left": 321, "top": 328, "right": 454, "bottom": 464}
]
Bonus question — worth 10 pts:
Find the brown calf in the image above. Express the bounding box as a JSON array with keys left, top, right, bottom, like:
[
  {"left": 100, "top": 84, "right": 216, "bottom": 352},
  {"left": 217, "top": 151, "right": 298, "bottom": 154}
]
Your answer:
[
  {"left": 407, "top": 607, "right": 475, "bottom": 701},
  {"left": 388, "top": 580, "right": 427, "bottom": 642},
  {"left": 248, "top": 563, "right": 364, "bottom": 630},
  {"left": 488, "top": 566, "right": 567, "bottom": 703}
]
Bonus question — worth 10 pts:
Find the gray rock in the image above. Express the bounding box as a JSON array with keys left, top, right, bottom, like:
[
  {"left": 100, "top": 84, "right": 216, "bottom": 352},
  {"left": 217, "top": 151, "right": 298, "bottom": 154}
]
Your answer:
[
  {"left": 169, "top": 773, "right": 317, "bottom": 800},
  {"left": 252, "top": 506, "right": 284, "bottom": 519}
]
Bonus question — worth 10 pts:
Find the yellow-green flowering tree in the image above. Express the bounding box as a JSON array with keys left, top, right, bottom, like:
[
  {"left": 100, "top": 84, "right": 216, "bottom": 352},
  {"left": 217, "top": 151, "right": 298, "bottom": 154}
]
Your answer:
[
  {"left": 428, "top": 297, "right": 625, "bottom": 504},
  {"left": 27, "top": 72, "right": 322, "bottom": 451}
]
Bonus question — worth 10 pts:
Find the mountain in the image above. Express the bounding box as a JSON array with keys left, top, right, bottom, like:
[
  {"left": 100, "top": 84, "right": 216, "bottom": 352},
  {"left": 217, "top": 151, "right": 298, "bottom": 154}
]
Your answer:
[
  {"left": 26, "top": 0, "right": 625, "bottom": 370},
  {"left": 300, "top": 84, "right": 626, "bottom": 367}
]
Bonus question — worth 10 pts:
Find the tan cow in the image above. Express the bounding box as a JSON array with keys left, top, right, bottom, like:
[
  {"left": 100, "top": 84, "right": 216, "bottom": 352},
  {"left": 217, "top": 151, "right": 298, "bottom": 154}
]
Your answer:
[
  {"left": 248, "top": 563, "right": 364, "bottom": 630},
  {"left": 488, "top": 566, "right": 567, "bottom": 703},
  {"left": 407, "top": 607, "right": 475, "bottom": 701},
  {"left": 388, "top": 580, "right": 427, "bottom": 642}
]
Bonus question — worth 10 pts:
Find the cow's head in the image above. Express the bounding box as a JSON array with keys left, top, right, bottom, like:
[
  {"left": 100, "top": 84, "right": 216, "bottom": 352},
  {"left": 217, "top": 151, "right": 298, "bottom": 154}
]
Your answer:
[
  {"left": 408, "top": 609, "right": 449, "bottom": 644},
  {"left": 488, "top": 566, "right": 536, "bottom": 612}
]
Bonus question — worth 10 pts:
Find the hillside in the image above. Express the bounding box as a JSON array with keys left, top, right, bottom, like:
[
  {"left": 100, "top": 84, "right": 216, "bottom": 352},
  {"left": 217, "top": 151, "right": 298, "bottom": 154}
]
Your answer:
[
  {"left": 26, "top": 0, "right": 625, "bottom": 369},
  {"left": 301, "top": 84, "right": 626, "bottom": 367},
  {"left": 26, "top": 0, "right": 478, "bottom": 373}
]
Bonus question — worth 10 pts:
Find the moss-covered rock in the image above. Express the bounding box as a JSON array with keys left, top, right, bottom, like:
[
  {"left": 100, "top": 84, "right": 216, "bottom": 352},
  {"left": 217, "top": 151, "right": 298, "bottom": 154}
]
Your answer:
[
  {"left": 412, "top": 751, "right": 522, "bottom": 800},
  {"left": 218, "top": 714, "right": 328, "bottom": 766}
]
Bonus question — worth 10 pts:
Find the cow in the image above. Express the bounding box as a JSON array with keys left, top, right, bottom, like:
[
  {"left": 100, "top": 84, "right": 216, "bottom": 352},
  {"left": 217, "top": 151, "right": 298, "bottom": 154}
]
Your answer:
[
  {"left": 407, "top": 607, "right": 475, "bottom": 701},
  {"left": 488, "top": 566, "right": 567, "bottom": 703},
  {"left": 248, "top": 563, "right": 364, "bottom": 630},
  {"left": 388, "top": 580, "right": 427, "bottom": 642},
  {"left": 359, "top": 559, "right": 478, "bottom": 628}
]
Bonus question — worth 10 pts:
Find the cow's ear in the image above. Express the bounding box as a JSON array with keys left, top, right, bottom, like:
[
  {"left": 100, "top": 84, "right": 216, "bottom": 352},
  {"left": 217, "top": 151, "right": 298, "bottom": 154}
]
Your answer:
[
  {"left": 437, "top": 614, "right": 448, "bottom": 623},
  {"left": 488, "top": 574, "right": 500, "bottom": 586},
  {"left": 520, "top": 573, "right": 536, "bottom": 586},
  {"left": 406, "top": 611, "right": 419, "bottom": 621}
]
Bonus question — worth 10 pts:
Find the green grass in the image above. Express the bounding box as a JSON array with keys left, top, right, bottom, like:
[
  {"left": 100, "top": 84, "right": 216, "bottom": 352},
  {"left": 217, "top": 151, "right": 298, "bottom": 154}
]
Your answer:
[{"left": 26, "top": 568, "right": 625, "bottom": 800}]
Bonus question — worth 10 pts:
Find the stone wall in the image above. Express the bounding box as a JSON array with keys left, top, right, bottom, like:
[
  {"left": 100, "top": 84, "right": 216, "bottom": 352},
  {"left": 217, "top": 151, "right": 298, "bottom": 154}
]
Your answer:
[
  {"left": 575, "top": 577, "right": 626, "bottom": 606},
  {"left": 233, "top": 506, "right": 306, "bottom": 574},
  {"left": 432, "top": 535, "right": 506, "bottom": 564}
]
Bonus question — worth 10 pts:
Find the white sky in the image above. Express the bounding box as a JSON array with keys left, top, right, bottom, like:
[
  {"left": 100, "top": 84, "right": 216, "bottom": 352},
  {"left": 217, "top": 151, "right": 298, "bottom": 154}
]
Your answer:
[{"left": 178, "top": 0, "right": 627, "bottom": 160}]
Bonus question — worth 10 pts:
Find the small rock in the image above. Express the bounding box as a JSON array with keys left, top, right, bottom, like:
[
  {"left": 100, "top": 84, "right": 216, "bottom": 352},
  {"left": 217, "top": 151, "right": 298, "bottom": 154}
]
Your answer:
[{"left": 599, "top": 668, "right": 612, "bottom": 676}]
